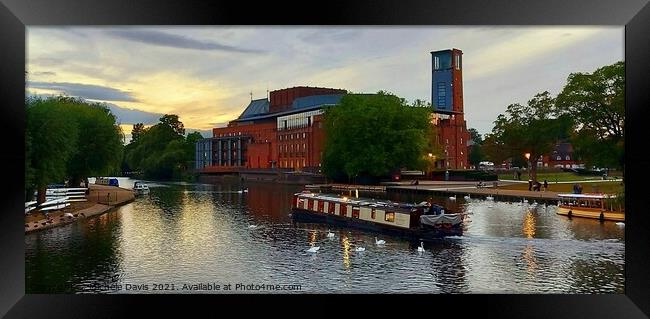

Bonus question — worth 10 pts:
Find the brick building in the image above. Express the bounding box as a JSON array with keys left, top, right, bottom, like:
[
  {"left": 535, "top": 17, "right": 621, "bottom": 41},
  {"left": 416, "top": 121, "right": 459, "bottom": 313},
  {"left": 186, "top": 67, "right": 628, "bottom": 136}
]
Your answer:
[
  {"left": 431, "top": 48, "right": 470, "bottom": 169},
  {"left": 197, "top": 48, "right": 471, "bottom": 173}
]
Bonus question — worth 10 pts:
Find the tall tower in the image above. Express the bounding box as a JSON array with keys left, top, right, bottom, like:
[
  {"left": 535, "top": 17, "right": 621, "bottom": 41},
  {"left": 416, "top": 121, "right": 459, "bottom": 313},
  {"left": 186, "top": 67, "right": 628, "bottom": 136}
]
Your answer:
[{"left": 431, "top": 48, "right": 469, "bottom": 169}]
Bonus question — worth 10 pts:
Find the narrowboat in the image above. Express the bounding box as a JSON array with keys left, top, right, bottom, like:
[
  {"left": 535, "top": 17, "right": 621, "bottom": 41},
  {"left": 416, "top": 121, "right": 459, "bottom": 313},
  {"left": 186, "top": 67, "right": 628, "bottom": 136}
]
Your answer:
[
  {"left": 133, "top": 181, "right": 150, "bottom": 195},
  {"left": 291, "top": 191, "right": 463, "bottom": 240},
  {"left": 556, "top": 193, "right": 624, "bottom": 222}
]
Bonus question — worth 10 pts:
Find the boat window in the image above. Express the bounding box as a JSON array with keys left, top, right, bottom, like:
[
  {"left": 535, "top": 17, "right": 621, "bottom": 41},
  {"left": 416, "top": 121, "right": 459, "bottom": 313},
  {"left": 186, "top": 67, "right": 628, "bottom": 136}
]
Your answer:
[
  {"left": 308, "top": 199, "right": 314, "bottom": 211},
  {"left": 352, "top": 208, "right": 360, "bottom": 219},
  {"left": 328, "top": 202, "right": 335, "bottom": 214},
  {"left": 384, "top": 212, "right": 395, "bottom": 222},
  {"left": 371, "top": 208, "right": 376, "bottom": 219},
  {"left": 340, "top": 203, "right": 347, "bottom": 216},
  {"left": 318, "top": 201, "right": 324, "bottom": 212}
]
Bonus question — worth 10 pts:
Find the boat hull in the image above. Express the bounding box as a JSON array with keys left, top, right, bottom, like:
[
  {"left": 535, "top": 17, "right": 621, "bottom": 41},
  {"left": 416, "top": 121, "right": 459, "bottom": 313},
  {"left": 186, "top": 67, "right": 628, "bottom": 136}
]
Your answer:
[
  {"left": 291, "top": 208, "right": 462, "bottom": 241},
  {"left": 556, "top": 206, "right": 624, "bottom": 222}
]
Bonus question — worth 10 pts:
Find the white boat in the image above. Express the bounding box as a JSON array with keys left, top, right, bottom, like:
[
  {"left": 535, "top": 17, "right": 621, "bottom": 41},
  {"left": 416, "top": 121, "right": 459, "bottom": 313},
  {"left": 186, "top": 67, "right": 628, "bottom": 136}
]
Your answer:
[
  {"left": 133, "top": 182, "right": 150, "bottom": 194},
  {"left": 40, "top": 203, "right": 70, "bottom": 211}
]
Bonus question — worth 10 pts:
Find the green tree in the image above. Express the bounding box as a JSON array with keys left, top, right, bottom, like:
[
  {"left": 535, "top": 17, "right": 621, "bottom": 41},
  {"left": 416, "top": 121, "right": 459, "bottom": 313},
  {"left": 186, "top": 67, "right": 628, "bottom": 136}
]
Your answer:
[
  {"left": 322, "top": 92, "right": 433, "bottom": 182},
  {"left": 26, "top": 97, "right": 79, "bottom": 203},
  {"left": 467, "top": 128, "right": 484, "bottom": 168},
  {"left": 490, "top": 92, "right": 573, "bottom": 182},
  {"left": 556, "top": 61, "right": 624, "bottom": 171},
  {"left": 60, "top": 97, "right": 124, "bottom": 186},
  {"left": 160, "top": 114, "right": 185, "bottom": 136},
  {"left": 131, "top": 123, "right": 145, "bottom": 143}
]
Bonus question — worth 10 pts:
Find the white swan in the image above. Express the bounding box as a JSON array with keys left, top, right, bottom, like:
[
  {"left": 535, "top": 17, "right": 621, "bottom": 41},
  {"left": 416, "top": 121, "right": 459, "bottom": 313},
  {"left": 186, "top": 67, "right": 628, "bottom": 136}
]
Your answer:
[
  {"left": 307, "top": 246, "right": 320, "bottom": 253},
  {"left": 449, "top": 195, "right": 457, "bottom": 200},
  {"left": 248, "top": 225, "right": 258, "bottom": 229},
  {"left": 523, "top": 199, "right": 529, "bottom": 203},
  {"left": 243, "top": 188, "right": 248, "bottom": 193},
  {"left": 355, "top": 246, "right": 365, "bottom": 252},
  {"left": 326, "top": 229, "right": 335, "bottom": 238},
  {"left": 464, "top": 195, "right": 471, "bottom": 200},
  {"left": 375, "top": 237, "right": 385, "bottom": 245},
  {"left": 417, "top": 241, "right": 425, "bottom": 252},
  {"left": 486, "top": 196, "right": 494, "bottom": 201}
]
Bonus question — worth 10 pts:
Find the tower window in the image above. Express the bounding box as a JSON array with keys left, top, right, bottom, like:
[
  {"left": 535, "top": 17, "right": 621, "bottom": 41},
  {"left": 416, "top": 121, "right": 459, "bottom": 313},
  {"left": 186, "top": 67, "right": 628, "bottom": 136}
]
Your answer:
[
  {"left": 434, "top": 56, "right": 440, "bottom": 70},
  {"left": 455, "top": 54, "right": 461, "bottom": 70}
]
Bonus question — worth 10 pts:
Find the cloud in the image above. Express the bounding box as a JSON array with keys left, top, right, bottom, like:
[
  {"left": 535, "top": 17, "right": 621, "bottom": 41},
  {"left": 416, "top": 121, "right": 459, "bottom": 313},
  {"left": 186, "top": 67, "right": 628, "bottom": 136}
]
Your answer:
[
  {"left": 104, "top": 103, "right": 163, "bottom": 125},
  {"left": 27, "top": 81, "right": 138, "bottom": 102},
  {"left": 31, "top": 71, "right": 56, "bottom": 76},
  {"left": 105, "top": 30, "right": 264, "bottom": 53}
]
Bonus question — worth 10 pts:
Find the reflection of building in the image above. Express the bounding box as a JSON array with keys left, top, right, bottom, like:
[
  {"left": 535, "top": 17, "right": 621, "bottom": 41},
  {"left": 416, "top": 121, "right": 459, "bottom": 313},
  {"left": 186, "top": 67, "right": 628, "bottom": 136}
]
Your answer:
[{"left": 431, "top": 49, "right": 470, "bottom": 169}]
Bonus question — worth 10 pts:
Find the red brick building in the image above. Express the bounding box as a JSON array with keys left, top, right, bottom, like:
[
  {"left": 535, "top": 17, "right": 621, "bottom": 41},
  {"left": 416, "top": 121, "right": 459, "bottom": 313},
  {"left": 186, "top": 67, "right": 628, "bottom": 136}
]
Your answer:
[
  {"left": 196, "top": 48, "right": 471, "bottom": 173},
  {"left": 196, "top": 86, "right": 344, "bottom": 173},
  {"left": 431, "top": 48, "right": 470, "bottom": 169}
]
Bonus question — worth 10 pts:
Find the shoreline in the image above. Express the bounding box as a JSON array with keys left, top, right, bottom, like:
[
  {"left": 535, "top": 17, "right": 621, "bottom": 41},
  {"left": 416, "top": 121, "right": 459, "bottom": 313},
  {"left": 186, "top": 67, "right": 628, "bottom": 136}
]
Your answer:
[{"left": 25, "top": 184, "right": 135, "bottom": 234}]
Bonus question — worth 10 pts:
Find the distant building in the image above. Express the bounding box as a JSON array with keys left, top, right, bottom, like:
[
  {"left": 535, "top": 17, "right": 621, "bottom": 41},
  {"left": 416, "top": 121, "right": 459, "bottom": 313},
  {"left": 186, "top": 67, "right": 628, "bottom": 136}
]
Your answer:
[{"left": 542, "top": 142, "right": 583, "bottom": 168}]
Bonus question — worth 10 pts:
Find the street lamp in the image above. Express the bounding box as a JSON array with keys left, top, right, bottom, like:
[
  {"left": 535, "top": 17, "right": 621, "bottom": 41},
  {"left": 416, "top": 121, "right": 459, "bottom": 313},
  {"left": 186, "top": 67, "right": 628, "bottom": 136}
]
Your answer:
[{"left": 524, "top": 153, "right": 531, "bottom": 180}]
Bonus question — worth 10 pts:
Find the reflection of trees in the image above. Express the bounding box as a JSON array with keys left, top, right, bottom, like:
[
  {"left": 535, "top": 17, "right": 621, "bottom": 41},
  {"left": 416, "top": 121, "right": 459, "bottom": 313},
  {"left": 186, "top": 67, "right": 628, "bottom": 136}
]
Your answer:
[{"left": 25, "top": 211, "right": 123, "bottom": 293}]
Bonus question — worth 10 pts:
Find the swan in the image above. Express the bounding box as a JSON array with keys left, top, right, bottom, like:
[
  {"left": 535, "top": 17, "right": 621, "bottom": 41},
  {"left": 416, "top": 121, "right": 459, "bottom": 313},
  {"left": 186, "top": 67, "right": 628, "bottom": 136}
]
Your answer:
[
  {"left": 326, "top": 229, "right": 335, "bottom": 238},
  {"left": 243, "top": 188, "right": 249, "bottom": 193},
  {"left": 486, "top": 196, "right": 494, "bottom": 201},
  {"left": 523, "top": 199, "right": 529, "bottom": 203},
  {"left": 306, "top": 246, "right": 320, "bottom": 253},
  {"left": 449, "top": 195, "right": 457, "bottom": 200},
  {"left": 417, "top": 241, "right": 425, "bottom": 252},
  {"left": 248, "top": 225, "right": 258, "bottom": 229},
  {"left": 355, "top": 246, "right": 365, "bottom": 252},
  {"left": 375, "top": 237, "right": 385, "bottom": 245},
  {"left": 464, "top": 195, "right": 471, "bottom": 200}
]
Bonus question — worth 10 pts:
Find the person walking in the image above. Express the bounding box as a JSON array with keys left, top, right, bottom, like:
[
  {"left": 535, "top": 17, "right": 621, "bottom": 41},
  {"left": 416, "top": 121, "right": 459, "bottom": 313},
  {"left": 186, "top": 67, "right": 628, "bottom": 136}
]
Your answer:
[
  {"left": 543, "top": 179, "right": 548, "bottom": 192},
  {"left": 528, "top": 179, "right": 533, "bottom": 191}
]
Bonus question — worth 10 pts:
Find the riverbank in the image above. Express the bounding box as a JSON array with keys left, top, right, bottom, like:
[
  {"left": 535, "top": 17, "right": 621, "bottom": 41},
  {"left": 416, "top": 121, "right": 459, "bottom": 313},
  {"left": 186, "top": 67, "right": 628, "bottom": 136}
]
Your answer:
[{"left": 25, "top": 184, "right": 135, "bottom": 233}]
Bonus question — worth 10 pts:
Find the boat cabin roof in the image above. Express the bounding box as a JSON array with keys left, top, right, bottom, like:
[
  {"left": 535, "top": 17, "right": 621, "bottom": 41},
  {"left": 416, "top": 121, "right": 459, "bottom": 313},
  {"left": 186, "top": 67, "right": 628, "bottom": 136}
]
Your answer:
[
  {"left": 295, "top": 192, "right": 437, "bottom": 213},
  {"left": 558, "top": 193, "right": 615, "bottom": 199}
]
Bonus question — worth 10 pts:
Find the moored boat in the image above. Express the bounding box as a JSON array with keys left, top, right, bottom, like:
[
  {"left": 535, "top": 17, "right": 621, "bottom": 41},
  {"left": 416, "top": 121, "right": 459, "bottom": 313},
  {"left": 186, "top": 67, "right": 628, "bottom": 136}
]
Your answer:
[
  {"left": 133, "top": 181, "right": 150, "bottom": 194},
  {"left": 556, "top": 193, "right": 624, "bottom": 222},
  {"left": 291, "top": 191, "right": 463, "bottom": 241}
]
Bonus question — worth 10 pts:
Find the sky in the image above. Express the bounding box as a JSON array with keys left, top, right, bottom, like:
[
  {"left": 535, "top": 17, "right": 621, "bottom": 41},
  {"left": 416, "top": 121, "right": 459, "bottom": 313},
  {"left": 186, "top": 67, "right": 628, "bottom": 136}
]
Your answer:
[{"left": 26, "top": 26, "right": 623, "bottom": 140}]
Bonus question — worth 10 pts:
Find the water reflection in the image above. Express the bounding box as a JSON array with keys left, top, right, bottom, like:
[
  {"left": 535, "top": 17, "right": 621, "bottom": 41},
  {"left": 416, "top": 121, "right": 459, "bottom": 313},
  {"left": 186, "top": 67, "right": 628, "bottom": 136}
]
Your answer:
[{"left": 25, "top": 179, "right": 624, "bottom": 294}]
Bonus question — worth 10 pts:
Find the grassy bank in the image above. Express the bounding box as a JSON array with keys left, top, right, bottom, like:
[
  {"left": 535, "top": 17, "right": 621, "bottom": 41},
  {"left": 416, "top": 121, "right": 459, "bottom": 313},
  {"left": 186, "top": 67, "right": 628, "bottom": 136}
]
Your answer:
[{"left": 499, "top": 181, "right": 623, "bottom": 194}]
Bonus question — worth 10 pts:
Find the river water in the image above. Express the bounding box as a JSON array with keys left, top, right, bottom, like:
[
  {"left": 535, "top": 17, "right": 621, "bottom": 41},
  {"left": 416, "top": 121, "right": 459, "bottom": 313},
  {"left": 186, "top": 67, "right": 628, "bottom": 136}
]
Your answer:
[{"left": 25, "top": 178, "right": 624, "bottom": 293}]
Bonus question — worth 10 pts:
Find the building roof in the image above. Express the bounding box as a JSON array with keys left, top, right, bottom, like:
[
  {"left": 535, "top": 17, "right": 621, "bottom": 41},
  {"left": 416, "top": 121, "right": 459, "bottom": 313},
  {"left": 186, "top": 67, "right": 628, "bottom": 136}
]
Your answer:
[
  {"left": 237, "top": 98, "right": 270, "bottom": 120},
  {"left": 551, "top": 143, "right": 574, "bottom": 157},
  {"left": 234, "top": 94, "right": 344, "bottom": 122}
]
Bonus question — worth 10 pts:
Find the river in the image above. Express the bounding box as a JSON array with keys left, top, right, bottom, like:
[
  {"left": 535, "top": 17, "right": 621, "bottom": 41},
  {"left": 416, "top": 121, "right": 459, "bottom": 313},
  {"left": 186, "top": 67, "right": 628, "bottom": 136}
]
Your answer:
[{"left": 25, "top": 178, "right": 624, "bottom": 293}]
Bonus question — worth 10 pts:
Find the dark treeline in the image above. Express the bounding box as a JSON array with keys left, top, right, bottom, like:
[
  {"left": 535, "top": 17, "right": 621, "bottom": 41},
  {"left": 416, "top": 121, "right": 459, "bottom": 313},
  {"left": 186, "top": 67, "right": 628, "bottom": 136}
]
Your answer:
[{"left": 123, "top": 115, "right": 202, "bottom": 180}]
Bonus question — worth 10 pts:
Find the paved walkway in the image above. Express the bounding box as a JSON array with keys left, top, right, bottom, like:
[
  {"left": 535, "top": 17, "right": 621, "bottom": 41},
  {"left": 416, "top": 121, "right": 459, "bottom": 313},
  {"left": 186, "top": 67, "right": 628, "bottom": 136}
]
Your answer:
[
  {"left": 387, "top": 184, "right": 561, "bottom": 202},
  {"left": 25, "top": 184, "right": 134, "bottom": 233}
]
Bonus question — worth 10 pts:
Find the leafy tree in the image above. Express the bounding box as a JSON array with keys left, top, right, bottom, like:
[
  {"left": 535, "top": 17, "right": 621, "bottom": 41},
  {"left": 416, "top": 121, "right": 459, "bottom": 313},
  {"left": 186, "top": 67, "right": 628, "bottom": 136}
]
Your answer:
[
  {"left": 490, "top": 92, "right": 573, "bottom": 182},
  {"left": 26, "top": 97, "right": 79, "bottom": 203},
  {"left": 467, "top": 128, "right": 484, "bottom": 168},
  {"left": 322, "top": 92, "right": 433, "bottom": 181},
  {"left": 131, "top": 123, "right": 145, "bottom": 143},
  {"left": 159, "top": 114, "right": 185, "bottom": 136},
  {"left": 60, "top": 97, "right": 124, "bottom": 186},
  {"left": 124, "top": 115, "right": 199, "bottom": 180},
  {"left": 556, "top": 61, "right": 624, "bottom": 171}
]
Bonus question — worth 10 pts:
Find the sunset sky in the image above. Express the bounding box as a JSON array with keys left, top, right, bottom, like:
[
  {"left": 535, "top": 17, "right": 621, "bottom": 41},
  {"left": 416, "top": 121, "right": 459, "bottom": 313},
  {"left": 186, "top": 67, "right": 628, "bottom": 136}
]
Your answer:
[{"left": 26, "top": 26, "right": 623, "bottom": 140}]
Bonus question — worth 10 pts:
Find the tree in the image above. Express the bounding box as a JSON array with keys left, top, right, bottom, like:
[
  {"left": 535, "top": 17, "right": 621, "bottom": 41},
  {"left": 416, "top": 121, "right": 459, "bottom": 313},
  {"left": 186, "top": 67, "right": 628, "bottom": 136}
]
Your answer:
[
  {"left": 131, "top": 123, "right": 145, "bottom": 143},
  {"left": 60, "top": 98, "right": 124, "bottom": 186},
  {"left": 159, "top": 114, "right": 185, "bottom": 136},
  {"left": 26, "top": 97, "right": 79, "bottom": 203},
  {"left": 490, "top": 92, "right": 573, "bottom": 182},
  {"left": 556, "top": 61, "right": 624, "bottom": 171},
  {"left": 322, "top": 92, "right": 433, "bottom": 182},
  {"left": 124, "top": 115, "right": 198, "bottom": 180},
  {"left": 467, "top": 128, "right": 484, "bottom": 168}
]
